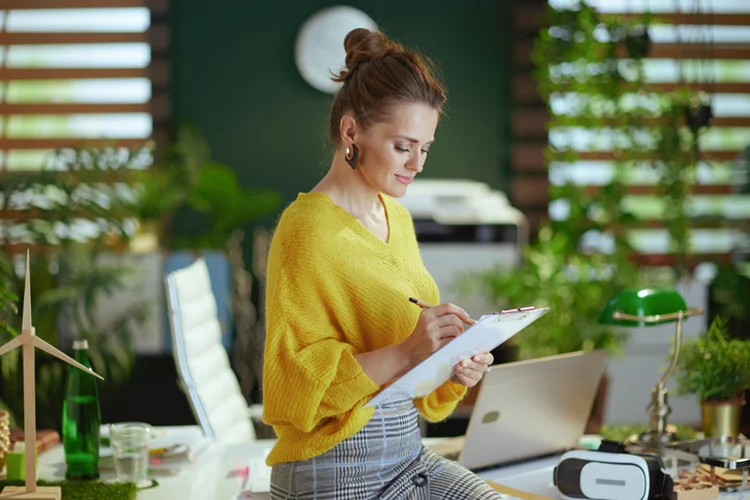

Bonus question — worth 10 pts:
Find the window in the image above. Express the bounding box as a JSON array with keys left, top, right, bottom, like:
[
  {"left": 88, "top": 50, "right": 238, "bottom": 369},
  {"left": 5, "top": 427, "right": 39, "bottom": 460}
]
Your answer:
[
  {"left": 512, "top": 0, "right": 750, "bottom": 266},
  {"left": 0, "top": 1, "right": 169, "bottom": 250},
  {"left": 0, "top": 0, "right": 169, "bottom": 172}
]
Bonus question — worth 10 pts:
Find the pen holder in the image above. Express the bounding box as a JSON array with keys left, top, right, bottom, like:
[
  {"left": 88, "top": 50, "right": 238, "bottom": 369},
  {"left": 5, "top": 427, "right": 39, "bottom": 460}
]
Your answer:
[{"left": 6, "top": 443, "right": 38, "bottom": 481}]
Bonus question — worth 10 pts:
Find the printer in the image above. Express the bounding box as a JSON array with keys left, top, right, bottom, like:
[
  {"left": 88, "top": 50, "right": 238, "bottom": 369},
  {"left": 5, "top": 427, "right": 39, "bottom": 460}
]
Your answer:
[{"left": 397, "top": 179, "right": 527, "bottom": 319}]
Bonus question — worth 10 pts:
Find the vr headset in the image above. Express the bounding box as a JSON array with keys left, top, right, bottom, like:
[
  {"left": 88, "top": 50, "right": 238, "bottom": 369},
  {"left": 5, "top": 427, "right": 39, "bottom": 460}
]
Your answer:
[{"left": 554, "top": 440, "right": 674, "bottom": 500}]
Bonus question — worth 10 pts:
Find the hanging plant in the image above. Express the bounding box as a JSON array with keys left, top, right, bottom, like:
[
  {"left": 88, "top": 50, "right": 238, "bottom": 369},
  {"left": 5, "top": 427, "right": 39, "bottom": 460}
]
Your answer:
[{"left": 624, "top": 24, "right": 652, "bottom": 59}]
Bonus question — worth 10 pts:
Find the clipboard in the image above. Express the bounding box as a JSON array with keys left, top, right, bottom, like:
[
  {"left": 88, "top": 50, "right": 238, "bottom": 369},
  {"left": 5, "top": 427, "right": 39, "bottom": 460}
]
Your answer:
[{"left": 366, "top": 306, "right": 550, "bottom": 407}]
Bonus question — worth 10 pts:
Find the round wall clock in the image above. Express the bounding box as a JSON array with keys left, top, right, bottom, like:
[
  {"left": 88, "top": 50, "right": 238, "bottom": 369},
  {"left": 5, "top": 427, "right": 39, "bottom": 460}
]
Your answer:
[{"left": 295, "top": 6, "right": 379, "bottom": 94}]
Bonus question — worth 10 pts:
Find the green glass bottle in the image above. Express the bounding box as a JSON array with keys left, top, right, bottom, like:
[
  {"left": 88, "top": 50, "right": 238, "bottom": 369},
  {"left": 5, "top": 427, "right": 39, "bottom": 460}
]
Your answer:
[{"left": 62, "top": 339, "right": 101, "bottom": 480}]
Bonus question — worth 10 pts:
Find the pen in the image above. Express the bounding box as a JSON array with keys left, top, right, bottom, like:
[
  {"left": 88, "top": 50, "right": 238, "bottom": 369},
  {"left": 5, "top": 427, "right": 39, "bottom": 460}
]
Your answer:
[{"left": 408, "top": 297, "right": 477, "bottom": 326}]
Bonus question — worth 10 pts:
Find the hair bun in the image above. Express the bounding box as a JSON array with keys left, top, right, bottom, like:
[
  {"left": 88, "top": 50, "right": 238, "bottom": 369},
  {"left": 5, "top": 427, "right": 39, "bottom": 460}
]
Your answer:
[{"left": 333, "top": 28, "right": 397, "bottom": 83}]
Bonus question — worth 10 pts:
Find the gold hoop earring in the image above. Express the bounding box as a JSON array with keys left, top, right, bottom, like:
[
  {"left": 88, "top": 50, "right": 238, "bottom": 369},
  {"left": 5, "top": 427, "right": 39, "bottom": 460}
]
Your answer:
[{"left": 344, "top": 144, "right": 359, "bottom": 169}]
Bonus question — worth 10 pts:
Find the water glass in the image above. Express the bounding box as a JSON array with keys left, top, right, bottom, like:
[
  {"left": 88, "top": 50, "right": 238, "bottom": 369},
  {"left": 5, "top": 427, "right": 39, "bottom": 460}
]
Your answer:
[{"left": 109, "top": 422, "right": 150, "bottom": 483}]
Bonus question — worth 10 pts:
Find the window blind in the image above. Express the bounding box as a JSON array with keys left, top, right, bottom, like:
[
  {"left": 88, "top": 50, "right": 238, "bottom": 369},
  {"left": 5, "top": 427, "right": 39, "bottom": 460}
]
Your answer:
[{"left": 0, "top": 0, "right": 170, "bottom": 252}]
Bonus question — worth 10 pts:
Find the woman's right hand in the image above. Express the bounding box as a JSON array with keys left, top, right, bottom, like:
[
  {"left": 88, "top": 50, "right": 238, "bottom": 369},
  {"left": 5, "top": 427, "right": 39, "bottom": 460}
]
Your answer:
[{"left": 399, "top": 303, "right": 471, "bottom": 367}]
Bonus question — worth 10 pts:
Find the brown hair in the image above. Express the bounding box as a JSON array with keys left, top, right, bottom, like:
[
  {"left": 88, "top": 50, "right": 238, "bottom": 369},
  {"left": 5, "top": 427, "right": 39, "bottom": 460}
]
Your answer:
[{"left": 328, "top": 28, "right": 447, "bottom": 144}]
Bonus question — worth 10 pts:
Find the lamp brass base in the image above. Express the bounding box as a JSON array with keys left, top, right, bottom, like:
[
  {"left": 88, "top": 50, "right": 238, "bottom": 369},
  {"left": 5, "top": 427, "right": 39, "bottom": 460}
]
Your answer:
[
  {"left": 0, "top": 486, "right": 61, "bottom": 500},
  {"left": 624, "top": 424, "right": 681, "bottom": 453}
]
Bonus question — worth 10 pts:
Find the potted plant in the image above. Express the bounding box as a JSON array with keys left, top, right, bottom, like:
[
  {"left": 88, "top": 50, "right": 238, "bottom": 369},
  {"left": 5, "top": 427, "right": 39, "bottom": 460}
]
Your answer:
[
  {"left": 456, "top": 223, "right": 642, "bottom": 433},
  {"left": 674, "top": 315, "right": 750, "bottom": 437}
]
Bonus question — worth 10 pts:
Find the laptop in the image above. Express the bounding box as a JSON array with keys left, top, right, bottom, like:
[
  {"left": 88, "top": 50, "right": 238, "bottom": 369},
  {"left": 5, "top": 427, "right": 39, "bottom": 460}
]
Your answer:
[{"left": 432, "top": 350, "right": 607, "bottom": 471}]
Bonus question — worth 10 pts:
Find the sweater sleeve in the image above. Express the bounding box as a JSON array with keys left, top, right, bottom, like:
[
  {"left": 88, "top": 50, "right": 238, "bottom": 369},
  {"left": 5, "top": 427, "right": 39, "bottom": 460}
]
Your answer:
[
  {"left": 262, "top": 220, "right": 380, "bottom": 434},
  {"left": 413, "top": 379, "right": 468, "bottom": 422}
]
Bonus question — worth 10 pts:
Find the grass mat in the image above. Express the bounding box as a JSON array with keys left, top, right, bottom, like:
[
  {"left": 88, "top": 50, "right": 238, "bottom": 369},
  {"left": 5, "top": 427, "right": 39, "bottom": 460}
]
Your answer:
[{"left": 0, "top": 479, "right": 137, "bottom": 500}]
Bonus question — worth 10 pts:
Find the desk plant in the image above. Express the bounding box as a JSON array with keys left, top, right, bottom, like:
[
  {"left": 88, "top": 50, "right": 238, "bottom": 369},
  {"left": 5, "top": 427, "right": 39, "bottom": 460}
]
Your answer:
[
  {"left": 674, "top": 315, "right": 750, "bottom": 437},
  {"left": 0, "top": 145, "right": 152, "bottom": 430}
]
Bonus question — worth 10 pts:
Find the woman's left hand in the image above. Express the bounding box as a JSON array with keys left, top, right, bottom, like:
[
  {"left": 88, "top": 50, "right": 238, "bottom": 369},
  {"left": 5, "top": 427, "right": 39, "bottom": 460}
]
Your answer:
[{"left": 450, "top": 352, "right": 494, "bottom": 387}]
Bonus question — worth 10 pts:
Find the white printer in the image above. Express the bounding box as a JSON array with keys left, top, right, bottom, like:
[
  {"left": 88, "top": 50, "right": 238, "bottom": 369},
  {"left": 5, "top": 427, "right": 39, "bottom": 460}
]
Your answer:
[{"left": 397, "top": 179, "right": 527, "bottom": 318}]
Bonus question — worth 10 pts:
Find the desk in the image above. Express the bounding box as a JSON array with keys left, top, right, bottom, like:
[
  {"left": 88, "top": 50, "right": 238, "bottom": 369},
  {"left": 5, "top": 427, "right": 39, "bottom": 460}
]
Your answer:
[
  {"left": 36, "top": 429, "right": 750, "bottom": 499},
  {"left": 37, "top": 426, "right": 275, "bottom": 500}
]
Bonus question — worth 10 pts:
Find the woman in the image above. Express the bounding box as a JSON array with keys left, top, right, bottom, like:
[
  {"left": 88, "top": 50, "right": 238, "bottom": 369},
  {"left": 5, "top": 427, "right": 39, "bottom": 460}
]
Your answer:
[{"left": 262, "top": 28, "right": 501, "bottom": 499}]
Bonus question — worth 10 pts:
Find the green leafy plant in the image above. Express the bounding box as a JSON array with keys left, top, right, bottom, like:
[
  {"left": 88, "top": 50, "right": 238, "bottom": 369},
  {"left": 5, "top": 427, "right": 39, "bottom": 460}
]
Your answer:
[
  {"left": 531, "top": 1, "right": 707, "bottom": 275},
  {"left": 0, "top": 143, "right": 155, "bottom": 430},
  {"left": 674, "top": 315, "right": 750, "bottom": 401},
  {"left": 459, "top": 1, "right": 711, "bottom": 360},
  {"left": 457, "top": 227, "right": 636, "bottom": 360},
  {"left": 142, "top": 124, "right": 283, "bottom": 250},
  {"left": 34, "top": 247, "right": 148, "bottom": 386}
]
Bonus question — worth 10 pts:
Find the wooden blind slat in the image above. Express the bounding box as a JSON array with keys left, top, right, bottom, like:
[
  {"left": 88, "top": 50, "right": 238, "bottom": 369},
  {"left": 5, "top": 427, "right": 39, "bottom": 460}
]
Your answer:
[
  {"left": 514, "top": 8, "right": 750, "bottom": 33},
  {"left": 0, "top": 60, "right": 171, "bottom": 88},
  {"left": 512, "top": 145, "right": 743, "bottom": 172},
  {"left": 0, "top": 102, "right": 148, "bottom": 114},
  {"left": 575, "top": 150, "right": 741, "bottom": 162},
  {"left": 1, "top": 138, "right": 156, "bottom": 150},
  {"left": 514, "top": 75, "right": 750, "bottom": 103},
  {"left": 585, "top": 185, "right": 736, "bottom": 196},
  {"left": 650, "top": 43, "right": 750, "bottom": 60},
  {"left": 514, "top": 176, "right": 743, "bottom": 207},
  {"left": 4, "top": 0, "right": 147, "bottom": 7},
  {"left": 513, "top": 109, "right": 549, "bottom": 139},
  {"left": 609, "top": 12, "right": 750, "bottom": 27},
  {"left": 633, "top": 253, "right": 733, "bottom": 267},
  {"left": 512, "top": 176, "right": 549, "bottom": 207},
  {"left": 0, "top": 95, "right": 171, "bottom": 120},
  {"left": 0, "top": 26, "right": 169, "bottom": 53},
  {"left": 515, "top": 110, "right": 750, "bottom": 138},
  {"left": 631, "top": 220, "right": 750, "bottom": 229},
  {"left": 516, "top": 41, "right": 750, "bottom": 66},
  {"left": 0, "top": 68, "right": 147, "bottom": 80},
  {"left": 0, "top": 32, "right": 146, "bottom": 45}
]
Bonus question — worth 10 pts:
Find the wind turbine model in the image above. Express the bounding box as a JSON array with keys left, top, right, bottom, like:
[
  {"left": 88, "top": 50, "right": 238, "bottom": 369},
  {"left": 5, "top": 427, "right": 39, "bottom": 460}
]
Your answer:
[{"left": 0, "top": 252, "right": 103, "bottom": 499}]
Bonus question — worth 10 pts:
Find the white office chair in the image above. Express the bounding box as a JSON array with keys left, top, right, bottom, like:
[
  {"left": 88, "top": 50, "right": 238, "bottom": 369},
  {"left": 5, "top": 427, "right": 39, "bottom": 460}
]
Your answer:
[{"left": 165, "top": 257, "right": 262, "bottom": 443}]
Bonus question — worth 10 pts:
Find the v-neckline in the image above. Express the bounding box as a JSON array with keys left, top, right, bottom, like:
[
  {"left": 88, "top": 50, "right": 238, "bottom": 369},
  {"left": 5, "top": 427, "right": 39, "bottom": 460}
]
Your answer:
[{"left": 301, "top": 191, "right": 394, "bottom": 246}]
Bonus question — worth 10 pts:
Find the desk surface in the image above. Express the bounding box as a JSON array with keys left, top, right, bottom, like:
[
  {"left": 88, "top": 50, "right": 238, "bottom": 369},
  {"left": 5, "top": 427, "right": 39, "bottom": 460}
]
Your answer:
[{"left": 35, "top": 428, "right": 750, "bottom": 500}]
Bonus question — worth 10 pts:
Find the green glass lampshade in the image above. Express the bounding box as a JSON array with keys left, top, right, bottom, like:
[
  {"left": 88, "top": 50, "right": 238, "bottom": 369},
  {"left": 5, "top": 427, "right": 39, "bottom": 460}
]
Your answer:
[{"left": 598, "top": 287, "right": 687, "bottom": 327}]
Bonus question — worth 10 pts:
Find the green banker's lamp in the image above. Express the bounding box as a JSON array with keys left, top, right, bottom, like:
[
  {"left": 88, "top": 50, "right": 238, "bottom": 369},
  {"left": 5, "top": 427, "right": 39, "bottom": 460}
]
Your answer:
[{"left": 599, "top": 287, "right": 704, "bottom": 450}]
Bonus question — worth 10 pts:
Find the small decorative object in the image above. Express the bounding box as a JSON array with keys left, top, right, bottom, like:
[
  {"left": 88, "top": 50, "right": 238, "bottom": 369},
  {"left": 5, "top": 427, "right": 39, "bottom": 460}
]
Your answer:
[
  {"left": 0, "top": 410, "right": 10, "bottom": 470},
  {"left": 0, "top": 251, "right": 104, "bottom": 500},
  {"left": 6, "top": 442, "right": 35, "bottom": 481},
  {"left": 684, "top": 92, "right": 714, "bottom": 130},
  {"left": 625, "top": 24, "right": 652, "bottom": 58},
  {"left": 673, "top": 470, "right": 720, "bottom": 500},
  {"left": 674, "top": 316, "right": 750, "bottom": 438},
  {"left": 599, "top": 287, "right": 704, "bottom": 450}
]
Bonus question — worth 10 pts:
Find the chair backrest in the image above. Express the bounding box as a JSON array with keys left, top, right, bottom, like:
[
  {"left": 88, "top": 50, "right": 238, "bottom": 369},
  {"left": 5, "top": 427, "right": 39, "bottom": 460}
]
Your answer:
[{"left": 165, "top": 258, "right": 255, "bottom": 443}]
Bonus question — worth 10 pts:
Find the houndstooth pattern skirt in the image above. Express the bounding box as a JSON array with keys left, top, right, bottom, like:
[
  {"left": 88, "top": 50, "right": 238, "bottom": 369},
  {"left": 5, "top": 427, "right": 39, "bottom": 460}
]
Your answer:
[{"left": 269, "top": 399, "right": 503, "bottom": 499}]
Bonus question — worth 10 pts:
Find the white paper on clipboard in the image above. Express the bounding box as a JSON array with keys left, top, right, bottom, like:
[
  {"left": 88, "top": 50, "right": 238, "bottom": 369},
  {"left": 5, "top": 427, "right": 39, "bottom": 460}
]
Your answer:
[{"left": 366, "top": 306, "right": 550, "bottom": 407}]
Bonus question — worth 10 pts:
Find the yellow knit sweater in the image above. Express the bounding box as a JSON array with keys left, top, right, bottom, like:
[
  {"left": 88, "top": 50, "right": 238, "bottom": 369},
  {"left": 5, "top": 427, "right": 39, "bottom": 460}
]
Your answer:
[{"left": 262, "top": 191, "right": 467, "bottom": 466}]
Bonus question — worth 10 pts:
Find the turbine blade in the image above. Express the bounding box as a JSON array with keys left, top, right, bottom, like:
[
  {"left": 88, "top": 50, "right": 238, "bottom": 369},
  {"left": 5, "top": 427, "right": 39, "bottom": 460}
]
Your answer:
[
  {"left": 0, "top": 337, "right": 23, "bottom": 357},
  {"left": 21, "top": 250, "right": 32, "bottom": 334},
  {"left": 32, "top": 337, "right": 104, "bottom": 381}
]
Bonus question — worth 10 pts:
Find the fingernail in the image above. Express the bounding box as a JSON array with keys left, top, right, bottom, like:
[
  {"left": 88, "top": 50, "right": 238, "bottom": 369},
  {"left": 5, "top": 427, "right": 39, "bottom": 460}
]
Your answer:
[
  {"left": 473, "top": 356, "right": 480, "bottom": 362},
  {"left": 462, "top": 360, "right": 468, "bottom": 367}
]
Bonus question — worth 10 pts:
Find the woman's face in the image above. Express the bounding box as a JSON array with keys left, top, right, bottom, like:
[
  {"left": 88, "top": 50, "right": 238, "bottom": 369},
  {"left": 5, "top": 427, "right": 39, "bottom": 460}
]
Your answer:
[{"left": 354, "top": 102, "right": 438, "bottom": 198}]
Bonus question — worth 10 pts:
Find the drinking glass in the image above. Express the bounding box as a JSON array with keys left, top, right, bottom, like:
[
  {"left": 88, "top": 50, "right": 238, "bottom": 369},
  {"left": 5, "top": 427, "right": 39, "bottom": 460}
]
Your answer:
[{"left": 109, "top": 422, "right": 150, "bottom": 483}]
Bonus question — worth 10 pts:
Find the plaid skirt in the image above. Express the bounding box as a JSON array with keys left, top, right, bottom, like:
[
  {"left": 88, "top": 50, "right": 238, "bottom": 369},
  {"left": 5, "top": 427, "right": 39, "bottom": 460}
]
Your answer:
[{"left": 269, "top": 399, "right": 502, "bottom": 499}]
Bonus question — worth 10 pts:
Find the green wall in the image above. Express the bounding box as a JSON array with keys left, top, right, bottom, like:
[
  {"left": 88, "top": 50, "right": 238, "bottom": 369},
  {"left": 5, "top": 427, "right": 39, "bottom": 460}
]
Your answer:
[{"left": 171, "top": 0, "right": 511, "bottom": 215}]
